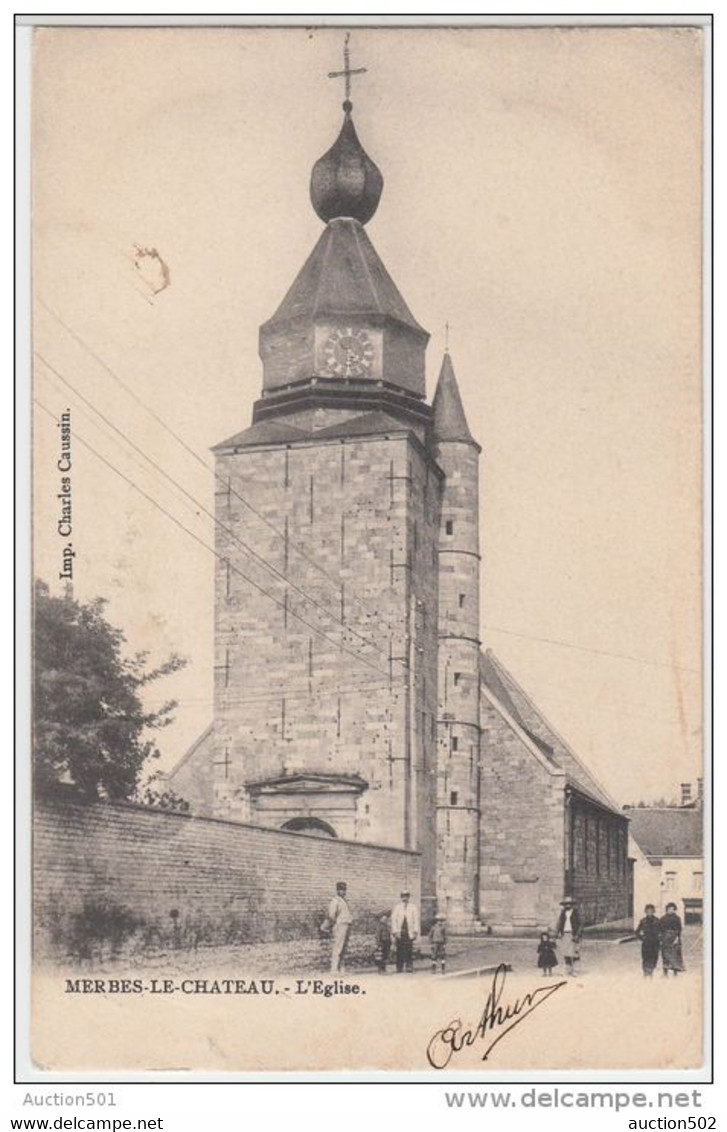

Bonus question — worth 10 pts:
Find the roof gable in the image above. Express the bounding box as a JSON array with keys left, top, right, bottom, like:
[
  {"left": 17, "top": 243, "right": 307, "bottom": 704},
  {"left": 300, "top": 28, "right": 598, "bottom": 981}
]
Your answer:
[
  {"left": 245, "top": 773, "right": 368, "bottom": 796},
  {"left": 480, "top": 650, "right": 623, "bottom": 816}
]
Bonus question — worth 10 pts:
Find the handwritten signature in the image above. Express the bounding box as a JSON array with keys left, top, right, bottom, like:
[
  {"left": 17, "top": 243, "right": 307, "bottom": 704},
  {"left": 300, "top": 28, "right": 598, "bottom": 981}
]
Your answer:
[{"left": 426, "top": 963, "right": 568, "bottom": 1068}]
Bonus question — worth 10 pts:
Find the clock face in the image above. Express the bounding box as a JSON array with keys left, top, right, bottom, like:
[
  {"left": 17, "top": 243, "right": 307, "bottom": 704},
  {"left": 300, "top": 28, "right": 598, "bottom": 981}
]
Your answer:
[{"left": 323, "top": 327, "right": 375, "bottom": 378}]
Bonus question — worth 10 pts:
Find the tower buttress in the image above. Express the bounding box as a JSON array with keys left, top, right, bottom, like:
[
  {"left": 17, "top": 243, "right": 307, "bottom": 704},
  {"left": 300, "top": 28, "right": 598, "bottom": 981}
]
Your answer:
[{"left": 433, "top": 351, "right": 482, "bottom": 927}]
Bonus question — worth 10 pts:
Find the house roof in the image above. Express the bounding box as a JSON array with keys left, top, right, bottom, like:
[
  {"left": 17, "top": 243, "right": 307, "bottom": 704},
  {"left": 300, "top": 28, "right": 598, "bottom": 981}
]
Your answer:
[
  {"left": 626, "top": 807, "right": 703, "bottom": 858},
  {"left": 480, "top": 650, "right": 624, "bottom": 817}
]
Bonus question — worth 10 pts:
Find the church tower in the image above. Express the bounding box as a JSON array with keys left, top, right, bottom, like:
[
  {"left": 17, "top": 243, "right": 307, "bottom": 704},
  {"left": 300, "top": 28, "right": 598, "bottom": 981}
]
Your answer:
[
  {"left": 210, "top": 54, "right": 442, "bottom": 918},
  {"left": 165, "top": 39, "right": 632, "bottom": 941}
]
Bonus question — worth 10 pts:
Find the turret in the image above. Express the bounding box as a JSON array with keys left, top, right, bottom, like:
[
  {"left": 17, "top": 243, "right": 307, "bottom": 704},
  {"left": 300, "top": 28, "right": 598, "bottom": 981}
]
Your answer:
[{"left": 433, "top": 351, "right": 482, "bottom": 927}]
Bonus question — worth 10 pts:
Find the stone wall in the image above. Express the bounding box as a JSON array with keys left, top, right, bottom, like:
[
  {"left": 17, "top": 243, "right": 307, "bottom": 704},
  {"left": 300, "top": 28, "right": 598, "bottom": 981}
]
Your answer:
[
  {"left": 33, "top": 796, "right": 420, "bottom": 961},
  {"left": 478, "top": 694, "right": 567, "bottom": 932}
]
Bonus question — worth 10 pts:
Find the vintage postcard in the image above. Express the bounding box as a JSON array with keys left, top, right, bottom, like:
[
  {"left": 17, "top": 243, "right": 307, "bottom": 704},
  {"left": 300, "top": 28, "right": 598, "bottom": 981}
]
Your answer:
[{"left": 26, "top": 21, "right": 707, "bottom": 1075}]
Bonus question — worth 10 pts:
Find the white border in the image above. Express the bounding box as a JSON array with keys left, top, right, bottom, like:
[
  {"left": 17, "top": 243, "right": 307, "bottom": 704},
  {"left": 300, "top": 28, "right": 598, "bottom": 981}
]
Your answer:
[{"left": 13, "top": 11, "right": 714, "bottom": 1087}]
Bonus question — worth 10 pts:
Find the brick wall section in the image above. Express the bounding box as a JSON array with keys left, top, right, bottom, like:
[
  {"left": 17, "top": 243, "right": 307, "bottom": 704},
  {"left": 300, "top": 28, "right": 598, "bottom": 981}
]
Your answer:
[
  {"left": 33, "top": 797, "right": 420, "bottom": 960},
  {"left": 478, "top": 695, "right": 566, "bottom": 932}
]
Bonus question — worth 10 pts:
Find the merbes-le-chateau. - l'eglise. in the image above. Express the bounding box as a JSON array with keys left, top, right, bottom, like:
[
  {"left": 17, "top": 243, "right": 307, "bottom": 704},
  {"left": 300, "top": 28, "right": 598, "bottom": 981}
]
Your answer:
[{"left": 168, "top": 46, "right": 631, "bottom": 935}]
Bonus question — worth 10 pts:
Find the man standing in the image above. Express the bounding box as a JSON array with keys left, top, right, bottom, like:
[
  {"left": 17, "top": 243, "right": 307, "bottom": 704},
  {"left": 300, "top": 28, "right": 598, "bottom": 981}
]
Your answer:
[
  {"left": 327, "top": 881, "right": 353, "bottom": 973},
  {"left": 391, "top": 889, "right": 419, "bottom": 973},
  {"left": 555, "top": 896, "right": 582, "bottom": 977}
]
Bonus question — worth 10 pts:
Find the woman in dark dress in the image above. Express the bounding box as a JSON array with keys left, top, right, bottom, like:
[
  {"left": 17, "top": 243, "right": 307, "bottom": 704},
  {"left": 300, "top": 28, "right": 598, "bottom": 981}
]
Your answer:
[
  {"left": 635, "top": 903, "right": 661, "bottom": 976},
  {"left": 659, "top": 901, "right": 685, "bottom": 975}
]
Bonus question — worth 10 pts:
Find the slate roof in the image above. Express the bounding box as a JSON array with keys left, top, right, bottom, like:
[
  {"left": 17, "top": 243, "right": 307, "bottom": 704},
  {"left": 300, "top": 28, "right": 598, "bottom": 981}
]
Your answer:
[
  {"left": 213, "top": 419, "right": 310, "bottom": 452},
  {"left": 214, "top": 409, "right": 413, "bottom": 452},
  {"left": 626, "top": 807, "right": 703, "bottom": 858},
  {"left": 311, "top": 410, "right": 410, "bottom": 441},
  {"left": 261, "top": 217, "right": 427, "bottom": 336},
  {"left": 432, "top": 352, "right": 478, "bottom": 447},
  {"left": 480, "top": 649, "right": 624, "bottom": 816}
]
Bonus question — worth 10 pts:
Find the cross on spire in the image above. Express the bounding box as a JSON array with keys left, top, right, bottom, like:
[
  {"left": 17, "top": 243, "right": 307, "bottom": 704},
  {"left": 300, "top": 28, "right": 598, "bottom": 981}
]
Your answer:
[
  {"left": 327, "top": 32, "right": 367, "bottom": 109},
  {"left": 445, "top": 321, "right": 451, "bottom": 353}
]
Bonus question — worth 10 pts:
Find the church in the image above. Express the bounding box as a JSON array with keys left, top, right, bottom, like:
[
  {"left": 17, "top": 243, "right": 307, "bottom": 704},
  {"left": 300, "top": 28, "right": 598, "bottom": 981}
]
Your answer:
[{"left": 167, "top": 56, "right": 630, "bottom": 934}]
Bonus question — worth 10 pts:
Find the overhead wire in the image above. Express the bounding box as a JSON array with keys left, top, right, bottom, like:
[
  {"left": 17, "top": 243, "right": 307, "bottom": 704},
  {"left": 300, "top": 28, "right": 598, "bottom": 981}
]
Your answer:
[
  {"left": 35, "top": 350, "right": 406, "bottom": 673},
  {"left": 34, "top": 397, "right": 394, "bottom": 681},
  {"left": 38, "top": 298, "right": 406, "bottom": 639}
]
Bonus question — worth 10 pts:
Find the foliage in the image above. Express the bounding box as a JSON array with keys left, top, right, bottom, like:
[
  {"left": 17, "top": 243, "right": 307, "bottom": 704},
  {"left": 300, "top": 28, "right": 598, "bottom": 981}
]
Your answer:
[
  {"left": 33, "top": 580, "right": 187, "bottom": 802},
  {"left": 135, "top": 770, "right": 191, "bottom": 813}
]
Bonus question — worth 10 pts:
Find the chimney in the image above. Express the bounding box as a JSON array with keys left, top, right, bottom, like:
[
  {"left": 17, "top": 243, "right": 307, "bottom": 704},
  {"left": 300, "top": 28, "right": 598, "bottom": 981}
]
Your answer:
[{"left": 681, "top": 782, "right": 692, "bottom": 806}]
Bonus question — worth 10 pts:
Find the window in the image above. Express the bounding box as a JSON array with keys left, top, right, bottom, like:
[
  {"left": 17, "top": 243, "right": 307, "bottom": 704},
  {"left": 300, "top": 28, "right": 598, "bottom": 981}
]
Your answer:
[
  {"left": 458, "top": 593, "right": 466, "bottom": 608},
  {"left": 453, "top": 672, "right": 462, "bottom": 686},
  {"left": 665, "top": 871, "right": 676, "bottom": 891},
  {"left": 693, "top": 871, "right": 703, "bottom": 893},
  {"left": 450, "top": 790, "right": 458, "bottom": 806},
  {"left": 452, "top": 736, "right": 459, "bottom": 752},
  {"left": 445, "top": 519, "right": 454, "bottom": 535}
]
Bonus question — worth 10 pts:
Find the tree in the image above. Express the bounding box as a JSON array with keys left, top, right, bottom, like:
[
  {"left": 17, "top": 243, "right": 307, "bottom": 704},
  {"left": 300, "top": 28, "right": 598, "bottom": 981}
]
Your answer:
[{"left": 33, "top": 580, "right": 187, "bottom": 802}]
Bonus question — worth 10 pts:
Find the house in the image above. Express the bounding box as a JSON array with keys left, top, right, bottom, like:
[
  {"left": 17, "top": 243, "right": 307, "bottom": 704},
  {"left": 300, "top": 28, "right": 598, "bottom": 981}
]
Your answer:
[{"left": 626, "top": 784, "right": 704, "bottom": 923}]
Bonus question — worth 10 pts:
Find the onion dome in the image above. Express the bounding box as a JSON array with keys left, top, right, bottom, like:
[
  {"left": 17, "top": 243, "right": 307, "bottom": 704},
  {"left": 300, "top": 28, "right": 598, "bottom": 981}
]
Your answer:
[{"left": 310, "top": 106, "right": 383, "bottom": 225}]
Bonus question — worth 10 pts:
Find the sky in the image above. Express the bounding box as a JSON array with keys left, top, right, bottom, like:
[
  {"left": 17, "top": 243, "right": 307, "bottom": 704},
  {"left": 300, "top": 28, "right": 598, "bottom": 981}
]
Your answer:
[{"left": 31, "top": 25, "right": 704, "bottom": 804}]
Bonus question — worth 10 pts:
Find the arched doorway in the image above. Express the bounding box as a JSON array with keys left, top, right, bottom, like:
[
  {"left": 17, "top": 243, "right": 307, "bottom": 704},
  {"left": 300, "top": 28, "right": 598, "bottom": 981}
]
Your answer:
[{"left": 281, "top": 817, "right": 337, "bottom": 838}]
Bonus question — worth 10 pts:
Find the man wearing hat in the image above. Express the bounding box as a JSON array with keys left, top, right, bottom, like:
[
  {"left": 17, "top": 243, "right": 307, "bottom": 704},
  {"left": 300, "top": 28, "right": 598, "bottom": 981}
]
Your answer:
[
  {"left": 390, "top": 889, "right": 420, "bottom": 973},
  {"left": 555, "top": 896, "right": 582, "bottom": 976},
  {"left": 327, "top": 881, "right": 353, "bottom": 973}
]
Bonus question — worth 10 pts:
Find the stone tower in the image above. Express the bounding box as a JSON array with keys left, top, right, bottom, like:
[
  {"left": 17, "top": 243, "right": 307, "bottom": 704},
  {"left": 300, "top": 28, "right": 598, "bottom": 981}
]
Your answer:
[
  {"left": 211, "top": 92, "right": 443, "bottom": 917},
  {"left": 432, "top": 353, "right": 482, "bottom": 927}
]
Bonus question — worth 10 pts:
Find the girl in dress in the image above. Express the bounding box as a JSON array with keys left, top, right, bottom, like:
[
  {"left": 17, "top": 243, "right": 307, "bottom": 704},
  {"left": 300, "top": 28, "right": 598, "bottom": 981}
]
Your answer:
[{"left": 537, "top": 930, "right": 558, "bottom": 976}]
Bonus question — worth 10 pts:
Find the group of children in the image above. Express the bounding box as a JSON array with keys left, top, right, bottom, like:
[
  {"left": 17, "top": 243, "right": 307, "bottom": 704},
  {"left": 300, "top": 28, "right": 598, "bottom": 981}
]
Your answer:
[
  {"left": 375, "top": 911, "right": 448, "bottom": 974},
  {"left": 374, "top": 912, "right": 563, "bottom": 977}
]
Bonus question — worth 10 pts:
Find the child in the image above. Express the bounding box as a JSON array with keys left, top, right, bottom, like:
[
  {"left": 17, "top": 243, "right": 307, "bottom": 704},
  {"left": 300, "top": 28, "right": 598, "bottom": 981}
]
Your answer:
[
  {"left": 375, "top": 914, "right": 391, "bottom": 974},
  {"left": 429, "top": 912, "right": 447, "bottom": 974},
  {"left": 537, "top": 930, "right": 558, "bottom": 976}
]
